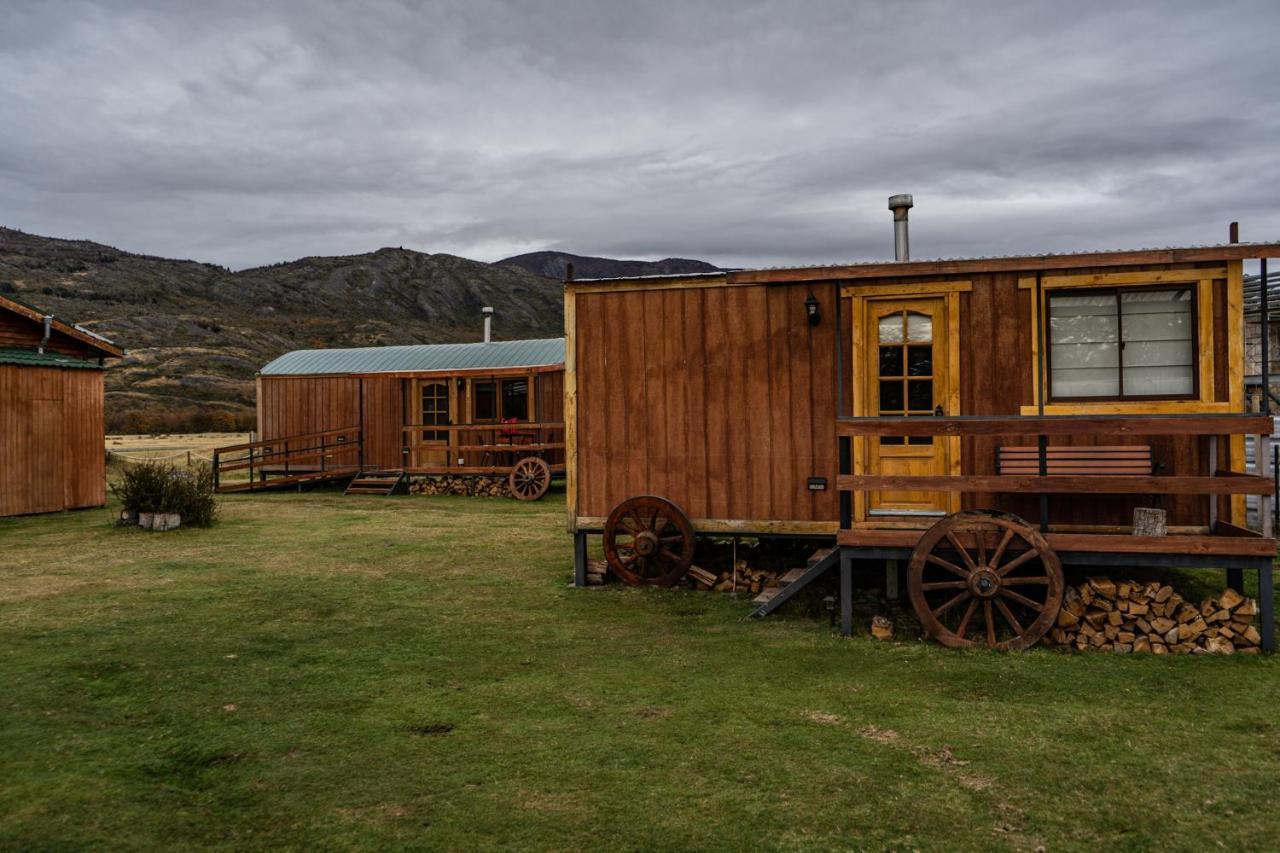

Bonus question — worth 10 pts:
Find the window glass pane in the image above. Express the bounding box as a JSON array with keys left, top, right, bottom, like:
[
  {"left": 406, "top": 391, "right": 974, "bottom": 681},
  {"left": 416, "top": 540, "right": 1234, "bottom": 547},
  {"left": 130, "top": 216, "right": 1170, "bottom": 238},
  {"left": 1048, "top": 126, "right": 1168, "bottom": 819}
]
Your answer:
[
  {"left": 907, "top": 436, "right": 934, "bottom": 446},
  {"left": 907, "top": 345, "right": 932, "bottom": 376},
  {"left": 879, "top": 380, "right": 903, "bottom": 411},
  {"left": 1050, "top": 366, "right": 1120, "bottom": 397},
  {"left": 880, "top": 436, "right": 905, "bottom": 446},
  {"left": 474, "top": 381, "right": 496, "bottom": 420},
  {"left": 878, "top": 314, "right": 903, "bottom": 344},
  {"left": 879, "top": 346, "right": 903, "bottom": 377},
  {"left": 907, "top": 380, "right": 932, "bottom": 410},
  {"left": 906, "top": 312, "right": 932, "bottom": 343},
  {"left": 1123, "top": 366, "right": 1194, "bottom": 396},
  {"left": 1049, "top": 293, "right": 1119, "bottom": 397},
  {"left": 501, "top": 379, "right": 529, "bottom": 420},
  {"left": 1121, "top": 289, "right": 1193, "bottom": 395}
]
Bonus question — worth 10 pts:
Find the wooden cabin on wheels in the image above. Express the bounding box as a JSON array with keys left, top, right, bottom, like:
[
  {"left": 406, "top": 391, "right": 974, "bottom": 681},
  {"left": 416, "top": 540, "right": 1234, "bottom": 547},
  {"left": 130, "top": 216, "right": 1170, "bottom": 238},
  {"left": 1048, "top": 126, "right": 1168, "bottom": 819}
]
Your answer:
[
  {"left": 0, "top": 294, "right": 123, "bottom": 518},
  {"left": 217, "top": 337, "right": 565, "bottom": 499},
  {"left": 565, "top": 209, "right": 1280, "bottom": 652}
]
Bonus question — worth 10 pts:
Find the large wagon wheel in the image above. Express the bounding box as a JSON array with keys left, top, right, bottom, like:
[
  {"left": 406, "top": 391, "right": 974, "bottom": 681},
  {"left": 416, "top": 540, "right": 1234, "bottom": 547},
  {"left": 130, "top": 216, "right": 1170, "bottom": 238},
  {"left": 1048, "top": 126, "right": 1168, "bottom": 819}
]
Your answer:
[
  {"left": 907, "top": 510, "right": 1063, "bottom": 651},
  {"left": 603, "top": 495, "right": 697, "bottom": 587},
  {"left": 509, "top": 456, "right": 551, "bottom": 501}
]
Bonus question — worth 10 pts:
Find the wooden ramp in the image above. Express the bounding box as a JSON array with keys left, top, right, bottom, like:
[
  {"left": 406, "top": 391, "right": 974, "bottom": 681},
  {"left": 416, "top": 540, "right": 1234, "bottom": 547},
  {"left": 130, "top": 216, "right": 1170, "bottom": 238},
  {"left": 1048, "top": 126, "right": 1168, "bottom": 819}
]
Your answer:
[
  {"left": 213, "top": 427, "right": 363, "bottom": 493},
  {"left": 345, "top": 470, "right": 407, "bottom": 496}
]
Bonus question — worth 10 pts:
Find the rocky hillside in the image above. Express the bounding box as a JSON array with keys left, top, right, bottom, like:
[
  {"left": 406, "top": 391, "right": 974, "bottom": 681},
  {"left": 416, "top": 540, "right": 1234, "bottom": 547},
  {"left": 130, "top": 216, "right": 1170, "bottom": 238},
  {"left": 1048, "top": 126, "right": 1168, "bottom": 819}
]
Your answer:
[
  {"left": 498, "top": 251, "right": 721, "bottom": 281},
  {"left": 0, "top": 228, "right": 566, "bottom": 432}
]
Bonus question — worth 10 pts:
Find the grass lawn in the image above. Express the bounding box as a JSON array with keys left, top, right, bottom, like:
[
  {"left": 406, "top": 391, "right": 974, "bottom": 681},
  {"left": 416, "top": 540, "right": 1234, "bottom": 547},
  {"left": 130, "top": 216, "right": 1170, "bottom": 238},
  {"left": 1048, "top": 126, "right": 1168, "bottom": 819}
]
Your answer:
[{"left": 2, "top": 489, "right": 1278, "bottom": 851}]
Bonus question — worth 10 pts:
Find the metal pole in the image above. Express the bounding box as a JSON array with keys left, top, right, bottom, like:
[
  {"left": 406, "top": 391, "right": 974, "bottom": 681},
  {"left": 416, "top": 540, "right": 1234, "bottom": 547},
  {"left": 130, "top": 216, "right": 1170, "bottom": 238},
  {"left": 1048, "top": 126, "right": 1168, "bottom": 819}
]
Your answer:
[
  {"left": 1263, "top": 258, "right": 1270, "bottom": 415},
  {"left": 840, "top": 549, "right": 853, "bottom": 637}
]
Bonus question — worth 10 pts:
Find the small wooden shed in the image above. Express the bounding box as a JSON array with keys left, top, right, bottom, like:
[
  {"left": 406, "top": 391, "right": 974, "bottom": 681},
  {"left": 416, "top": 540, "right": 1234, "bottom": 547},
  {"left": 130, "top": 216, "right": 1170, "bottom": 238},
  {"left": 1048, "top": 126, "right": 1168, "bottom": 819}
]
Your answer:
[
  {"left": 0, "top": 294, "right": 122, "bottom": 517},
  {"left": 221, "top": 338, "right": 565, "bottom": 497},
  {"left": 564, "top": 238, "right": 1280, "bottom": 651}
]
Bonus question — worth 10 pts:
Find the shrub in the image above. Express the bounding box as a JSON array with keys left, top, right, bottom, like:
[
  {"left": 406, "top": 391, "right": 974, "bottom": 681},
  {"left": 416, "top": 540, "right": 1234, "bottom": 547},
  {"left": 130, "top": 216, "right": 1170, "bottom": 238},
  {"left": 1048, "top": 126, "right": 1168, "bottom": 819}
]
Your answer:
[{"left": 111, "top": 461, "right": 218, "bottom": 528}]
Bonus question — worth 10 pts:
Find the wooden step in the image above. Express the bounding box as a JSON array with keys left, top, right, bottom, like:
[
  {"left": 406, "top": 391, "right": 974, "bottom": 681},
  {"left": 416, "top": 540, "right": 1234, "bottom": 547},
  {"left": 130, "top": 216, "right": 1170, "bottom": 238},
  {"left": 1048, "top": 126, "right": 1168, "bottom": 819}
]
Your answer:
[
  {"left": 779, "top": 568, "right": 807, "bottom": 586},
  {"left": 807, "top": 547, "right": 834, "bottom": 567},
  {"left": 752, "top": 588, "right": 779, "bottom": 606}
]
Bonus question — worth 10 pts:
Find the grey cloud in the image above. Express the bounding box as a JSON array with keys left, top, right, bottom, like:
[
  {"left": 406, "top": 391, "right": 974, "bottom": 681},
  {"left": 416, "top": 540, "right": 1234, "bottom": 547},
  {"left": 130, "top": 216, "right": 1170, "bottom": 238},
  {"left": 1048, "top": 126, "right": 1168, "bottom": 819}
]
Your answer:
[{"left": 1, "top": 0, "right": 1277, "bottom": 269}]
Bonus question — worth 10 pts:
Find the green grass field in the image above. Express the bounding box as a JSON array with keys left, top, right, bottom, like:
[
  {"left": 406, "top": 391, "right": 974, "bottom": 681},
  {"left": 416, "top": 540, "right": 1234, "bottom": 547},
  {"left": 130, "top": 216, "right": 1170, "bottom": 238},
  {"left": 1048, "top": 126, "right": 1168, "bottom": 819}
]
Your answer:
[{"left": 2, "top": 490, "right": 1278, "bottom": 851}]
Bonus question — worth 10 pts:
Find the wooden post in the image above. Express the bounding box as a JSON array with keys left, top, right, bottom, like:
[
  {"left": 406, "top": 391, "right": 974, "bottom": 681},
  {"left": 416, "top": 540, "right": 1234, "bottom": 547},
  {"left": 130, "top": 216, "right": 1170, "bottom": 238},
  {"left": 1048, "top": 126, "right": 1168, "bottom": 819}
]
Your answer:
[
  {"left": 573, "top": 531, "right": 588, "bottom": 588},
  {"left": 1260, "top": 560, "right": 1275, "bottom": 653},
  {"left": 840, "top": 549, "right": 853, "bottom": 637},
  {"left": 1208, "top": 435, "right": 1218, "bottom": 529},
  {"left": 1261, "top": 434, "right": 1273, "bottom": 538},
  {"left": 885, "top": 559, "right": 900, "bottom": 600}
]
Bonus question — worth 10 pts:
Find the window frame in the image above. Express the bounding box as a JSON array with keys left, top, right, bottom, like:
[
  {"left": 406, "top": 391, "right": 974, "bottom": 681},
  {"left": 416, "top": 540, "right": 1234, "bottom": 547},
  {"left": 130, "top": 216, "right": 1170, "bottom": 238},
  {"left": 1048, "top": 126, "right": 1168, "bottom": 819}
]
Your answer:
[
  {"left": 472, "top": 380, "right": 498, "bottom": 422},
  {"left": 1045, "top": 284, "right": 1200, "bottom": 403}
]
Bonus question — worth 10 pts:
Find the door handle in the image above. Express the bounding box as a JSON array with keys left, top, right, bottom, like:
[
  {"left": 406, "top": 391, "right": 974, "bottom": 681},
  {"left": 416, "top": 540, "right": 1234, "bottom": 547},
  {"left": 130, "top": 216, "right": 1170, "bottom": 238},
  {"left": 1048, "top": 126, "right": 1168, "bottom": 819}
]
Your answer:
[{"left": 934, "top": 405, "right": 945, "bottom": 416}]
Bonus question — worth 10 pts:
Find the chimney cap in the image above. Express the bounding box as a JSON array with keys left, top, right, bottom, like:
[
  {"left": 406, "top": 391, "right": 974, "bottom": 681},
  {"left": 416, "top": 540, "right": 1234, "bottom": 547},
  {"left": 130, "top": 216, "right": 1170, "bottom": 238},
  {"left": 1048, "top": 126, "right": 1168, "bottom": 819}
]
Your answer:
[
  {"left": 481, "top": 306, "right": 494, "bottom": 315},
  {"left": 888, "top": 194, "right": 913, "bottom": 212}
]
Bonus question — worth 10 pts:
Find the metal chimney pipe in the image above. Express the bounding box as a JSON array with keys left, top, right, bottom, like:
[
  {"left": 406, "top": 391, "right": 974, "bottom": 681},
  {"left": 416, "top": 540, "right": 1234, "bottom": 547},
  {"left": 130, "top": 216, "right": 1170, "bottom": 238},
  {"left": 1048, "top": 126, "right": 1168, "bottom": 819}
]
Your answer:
[
  {"left": 888, "top": 194, "right": 913, "bottom": 261},
  {"left": 482, "top": 306, "right": 494, "bottom": 343}
]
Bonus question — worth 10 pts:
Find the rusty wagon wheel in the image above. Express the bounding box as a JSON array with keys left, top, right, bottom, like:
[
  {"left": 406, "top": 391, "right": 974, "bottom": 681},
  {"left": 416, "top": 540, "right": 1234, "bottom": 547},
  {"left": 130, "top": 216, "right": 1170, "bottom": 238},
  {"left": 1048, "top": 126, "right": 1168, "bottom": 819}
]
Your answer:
[
  {"left": 603, "top": 495, "right": 697, "bottom": 587},
  {"left": 509, "top": 456, "right": 551, "bottom": 501},
  {"left": 907, "top": 510, "right": 1063, "bottom": 651}
]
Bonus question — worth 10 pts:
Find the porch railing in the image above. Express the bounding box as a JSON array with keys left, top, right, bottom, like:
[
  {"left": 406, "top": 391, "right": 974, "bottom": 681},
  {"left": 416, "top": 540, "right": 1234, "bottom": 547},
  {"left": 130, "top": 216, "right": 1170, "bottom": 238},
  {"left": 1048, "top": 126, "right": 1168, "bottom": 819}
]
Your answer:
[
  {"left": 836, "top": 413, "right": 1275, "bottom": 536},
  {"left": 400, "top": 422, "right": 565, "bottom": 472}
]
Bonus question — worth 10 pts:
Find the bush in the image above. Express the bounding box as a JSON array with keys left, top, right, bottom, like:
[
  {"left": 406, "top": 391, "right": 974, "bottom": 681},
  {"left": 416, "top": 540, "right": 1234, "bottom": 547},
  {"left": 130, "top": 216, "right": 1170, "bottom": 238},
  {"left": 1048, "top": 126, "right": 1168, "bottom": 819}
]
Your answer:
[{"left": 111, "top": 461, "right": 218, "bottom": 528}]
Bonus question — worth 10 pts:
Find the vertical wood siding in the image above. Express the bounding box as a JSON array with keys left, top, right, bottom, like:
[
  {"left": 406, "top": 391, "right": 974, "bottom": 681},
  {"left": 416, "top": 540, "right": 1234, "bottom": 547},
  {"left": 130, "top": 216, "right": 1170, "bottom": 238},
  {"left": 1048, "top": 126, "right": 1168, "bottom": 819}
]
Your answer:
[
  {"left": 0, "top": 365, "right": 105, "bottom": 517},
  {"left": 575, "top": 283, "right": 839, "bottom": 523}
]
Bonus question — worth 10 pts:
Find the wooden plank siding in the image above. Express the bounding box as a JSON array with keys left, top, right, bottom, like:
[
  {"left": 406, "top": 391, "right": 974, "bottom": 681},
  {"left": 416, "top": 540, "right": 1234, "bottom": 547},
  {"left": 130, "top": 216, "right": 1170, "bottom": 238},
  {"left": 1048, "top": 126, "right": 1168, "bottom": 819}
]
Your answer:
[
  {"left": 257, "top": 368, "right": 563, "bottom": 472},
  {"left": 572, "top": 283, "right": 840, "bottom": 526},
  {"left": 573, "top": 258, "right": 1247, "bottom": 533},
  {"left": 0, "top": 364, "right": 105, "bottom": 517}
]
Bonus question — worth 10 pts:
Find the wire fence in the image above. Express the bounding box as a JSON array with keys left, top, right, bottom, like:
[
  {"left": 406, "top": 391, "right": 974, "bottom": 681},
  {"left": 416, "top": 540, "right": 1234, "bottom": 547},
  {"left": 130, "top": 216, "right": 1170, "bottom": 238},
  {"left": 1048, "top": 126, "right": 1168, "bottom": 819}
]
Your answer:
[{"left": 106, "top": 449, "right": 216, "bottom": 465}]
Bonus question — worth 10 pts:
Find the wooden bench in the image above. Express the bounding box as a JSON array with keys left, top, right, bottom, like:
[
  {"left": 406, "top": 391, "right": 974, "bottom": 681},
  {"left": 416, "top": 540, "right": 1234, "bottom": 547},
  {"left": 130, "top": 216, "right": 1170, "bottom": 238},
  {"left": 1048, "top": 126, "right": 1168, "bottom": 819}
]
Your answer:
[{"left": 997, "top": 445, "right": 1155, "bottom": 476}]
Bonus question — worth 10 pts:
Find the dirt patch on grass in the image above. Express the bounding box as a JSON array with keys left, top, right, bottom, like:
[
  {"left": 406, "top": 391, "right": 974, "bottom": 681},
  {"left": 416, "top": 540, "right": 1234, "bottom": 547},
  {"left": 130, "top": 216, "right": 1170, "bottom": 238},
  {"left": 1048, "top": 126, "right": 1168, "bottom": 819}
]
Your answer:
[
  {"left": 805, "top": 710, "right": 844, "bottom": 726},
  {"left": 407, "top": 723, "right": 454, "bottom": 736}
]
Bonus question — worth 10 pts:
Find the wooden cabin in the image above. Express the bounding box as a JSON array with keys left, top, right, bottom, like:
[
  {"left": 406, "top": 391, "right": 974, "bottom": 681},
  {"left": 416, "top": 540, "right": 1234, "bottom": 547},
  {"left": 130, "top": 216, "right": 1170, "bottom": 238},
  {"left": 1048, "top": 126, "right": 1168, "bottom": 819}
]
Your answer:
[
  {"left": 0, "top": 294, "right": 123, "bottom": 518},
  {"left": 565, "top": 240, "right": 1280, "bottom": 651},
  {"left": 220, "top": 338, "right": 565, "bottom": 497}
]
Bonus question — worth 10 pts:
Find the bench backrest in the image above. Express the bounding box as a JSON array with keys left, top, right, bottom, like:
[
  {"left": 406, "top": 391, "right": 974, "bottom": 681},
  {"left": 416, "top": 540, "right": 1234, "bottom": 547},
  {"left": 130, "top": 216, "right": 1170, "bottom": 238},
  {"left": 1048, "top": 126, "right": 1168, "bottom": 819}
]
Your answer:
[{"left": 997, "top": 445, "right": 1154, "bottom": 476}]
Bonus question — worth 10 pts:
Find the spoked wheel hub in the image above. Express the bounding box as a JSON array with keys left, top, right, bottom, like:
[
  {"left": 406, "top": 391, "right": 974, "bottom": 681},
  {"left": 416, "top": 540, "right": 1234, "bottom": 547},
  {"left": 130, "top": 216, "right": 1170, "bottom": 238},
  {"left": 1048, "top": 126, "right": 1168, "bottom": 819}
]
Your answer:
[{"left": 908, "top": 509, "right": 1064, "bottom": 651}]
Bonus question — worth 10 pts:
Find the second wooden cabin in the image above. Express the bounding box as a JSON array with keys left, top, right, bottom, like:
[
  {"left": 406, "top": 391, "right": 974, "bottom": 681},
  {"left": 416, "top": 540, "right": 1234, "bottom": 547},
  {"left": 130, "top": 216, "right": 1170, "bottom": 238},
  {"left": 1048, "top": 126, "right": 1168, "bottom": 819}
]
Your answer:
[{"left": 218, "top": 333, "right": 565, "bottom": 499}]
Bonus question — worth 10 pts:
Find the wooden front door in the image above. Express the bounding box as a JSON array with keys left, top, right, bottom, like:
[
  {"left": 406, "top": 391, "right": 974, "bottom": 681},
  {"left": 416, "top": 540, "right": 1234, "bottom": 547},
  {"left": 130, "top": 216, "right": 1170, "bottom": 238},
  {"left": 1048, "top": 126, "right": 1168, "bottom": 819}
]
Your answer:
[
  {"left": 862, "top": 297, "right": 953, "bottom": 516},
  {"left": 417, "top": 380, "right": 451, "bottom": 465}
]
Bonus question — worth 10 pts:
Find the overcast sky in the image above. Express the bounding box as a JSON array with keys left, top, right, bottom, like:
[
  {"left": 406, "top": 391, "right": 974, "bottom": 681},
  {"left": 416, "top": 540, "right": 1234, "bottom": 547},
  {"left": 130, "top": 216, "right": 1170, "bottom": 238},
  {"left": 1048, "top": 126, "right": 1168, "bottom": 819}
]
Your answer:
[{"left": 2, "top": 0, "right": 1278, "bottom": 270}]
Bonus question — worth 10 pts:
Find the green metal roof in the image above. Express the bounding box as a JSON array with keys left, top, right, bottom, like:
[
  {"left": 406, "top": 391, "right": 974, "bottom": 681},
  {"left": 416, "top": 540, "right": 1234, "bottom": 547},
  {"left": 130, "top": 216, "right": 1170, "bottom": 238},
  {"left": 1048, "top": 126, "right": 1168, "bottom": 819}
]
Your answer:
[
  {"left": 0, "top": 347, "right": 102, "bottom": 369},
  {"left": 260, "top": 338, "right": 565, "bottom": 376}
]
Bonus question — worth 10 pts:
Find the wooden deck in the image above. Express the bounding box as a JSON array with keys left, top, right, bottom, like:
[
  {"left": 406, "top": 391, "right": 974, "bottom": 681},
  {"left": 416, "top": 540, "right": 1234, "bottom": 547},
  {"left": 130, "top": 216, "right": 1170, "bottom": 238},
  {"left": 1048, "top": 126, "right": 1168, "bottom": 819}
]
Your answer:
[{"left": 837, "top": 525, "right": 1277, "bottom": 558}]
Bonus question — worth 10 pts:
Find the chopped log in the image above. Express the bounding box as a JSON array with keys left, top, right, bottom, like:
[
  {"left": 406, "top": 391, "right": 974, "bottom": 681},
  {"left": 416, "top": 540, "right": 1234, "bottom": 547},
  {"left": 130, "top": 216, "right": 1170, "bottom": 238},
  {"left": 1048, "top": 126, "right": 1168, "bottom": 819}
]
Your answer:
[
  {"left": 1205, "top": 636, "right": 1236, "bottom": 655},
  {"left": 1057, "top": 609, "right": 1080, "bottom": 628},
  {"left": 1208, "top": 608, "right": 1230, "bottom": 624},
  {"left": 1242, "top": 625, "right": 1262, "bottom": 645},
  {"left": 1117, "top": 630, "right": 1136, "bottom": 644},
  {"left": 1200, "top": 599, "right": 1218, "bottom": 618},
  {"left": 870, "top": 615, "right": 895, "bottom": 641},
  {"left": 1088, "top": 577, "right": 1117, "bottom": 598},
  {"left": 1152, "top": 642, "right": 1169, "bottom": 655},
  {"left": 1136, "top": 618, "right": 1152, "bottom": 634},
  {"left": 1220, "top": 588, "right": 1245, "bottom": 610},
  {"left": 1113, "top": 642, "right": 1133, "bottom": 653},
  {"left": 1133, "top": 636, "right": 1152, "bottom": 653},
  {"left": 1128, "top": 602, "right": 1149, "bottom": 617},
  {"left": 1104, "top": 624, "right": 1120, "bottom": 641},
  {"left": 1154, "top": 584, "right": 1174, "bottom": 603},
  {"left": 1163, "top": 626, "right": 1181, "bottom": 645},
  {"left": 687, "top": 566, "right": 717, "bottom": 589},
  {"left": 1150, "top": 617, "right": 1176, "bottom": 634},
  {"left": 1234, "top": 598, "right": 1258, "bottom": 618},
  {"left": 1107, "top": 610, "right": 1124, "bottom": 627}
]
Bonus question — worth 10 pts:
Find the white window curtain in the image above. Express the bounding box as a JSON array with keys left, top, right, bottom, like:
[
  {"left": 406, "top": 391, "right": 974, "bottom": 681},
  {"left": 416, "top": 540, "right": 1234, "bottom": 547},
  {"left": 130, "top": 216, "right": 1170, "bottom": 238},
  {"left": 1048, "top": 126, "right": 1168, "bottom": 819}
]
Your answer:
[{"left": 1048, "top": 288, "right": 1193, "bottom": 399}]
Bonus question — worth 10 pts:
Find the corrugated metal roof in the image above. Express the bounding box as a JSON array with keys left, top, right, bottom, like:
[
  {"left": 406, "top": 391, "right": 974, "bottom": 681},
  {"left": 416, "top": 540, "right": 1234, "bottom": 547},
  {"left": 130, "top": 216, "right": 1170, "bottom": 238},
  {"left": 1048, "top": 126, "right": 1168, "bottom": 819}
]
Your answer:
[
  {"left": 573, "top": 241, "right": 1280, "bottom": 282},
  {"left": 0, "top": 347, "right": 103, "bottom": 369},
  {"left": 260, "top": 338, "right": 565, "bottom": 376}
]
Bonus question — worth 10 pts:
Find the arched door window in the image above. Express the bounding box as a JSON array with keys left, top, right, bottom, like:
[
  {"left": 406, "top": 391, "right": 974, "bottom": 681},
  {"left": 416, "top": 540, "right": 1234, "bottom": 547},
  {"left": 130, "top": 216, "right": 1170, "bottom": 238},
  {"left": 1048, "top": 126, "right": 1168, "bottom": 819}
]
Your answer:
[{"left": 877, "top": 310, "right": 934, "bottom": 445}]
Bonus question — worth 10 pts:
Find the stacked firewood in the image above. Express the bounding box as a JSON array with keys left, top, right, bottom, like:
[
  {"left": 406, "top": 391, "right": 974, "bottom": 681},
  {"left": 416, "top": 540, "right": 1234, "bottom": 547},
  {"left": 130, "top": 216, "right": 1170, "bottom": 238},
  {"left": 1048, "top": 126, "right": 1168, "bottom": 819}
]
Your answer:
[
  {"left": 411, "top": 475, "right": 510, "bottom": 497},
  {"left": 685, "top": 562, "right": 785, "bottom": 594},
  {"left": 1051, "top": 578, "right": 1261, "bottom": 654}
]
